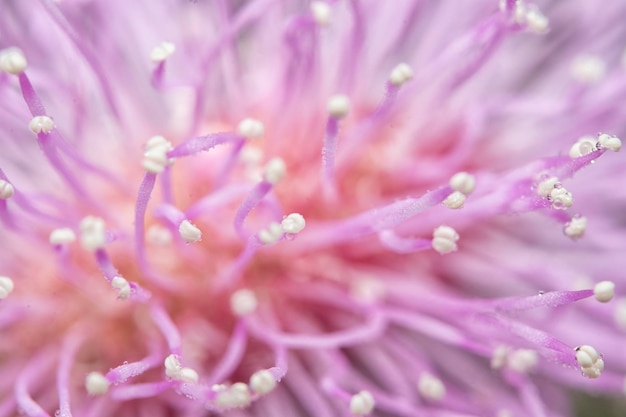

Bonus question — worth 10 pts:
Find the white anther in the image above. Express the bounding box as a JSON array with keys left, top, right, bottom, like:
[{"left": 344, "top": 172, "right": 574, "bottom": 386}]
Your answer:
[
  {"left": 575, "top": 345, "right": 604, "bottom": 378},
  {"left": 0, "top": 276, "right": 15, "bottom": 299},
  {"left": 49, "top": 228, "right": 76, "bottom": 245},
  {"left": 0, "top": 180, "right": 14, "bottom": 200},
  {"left": 258, "top": 222, "right": 283, "bottom": 245},
  {"left": 571, "top": 55, "right": 606, "bottom": 85},
  {"left": 508, "top": 349, "right": 538, "bottom": 373},
  {"left": 240, "top": 146, "right": 264, "bottom": 166},
  {"left": 389, "top": 63, "right": 413, "bottom": 86},
  {"left": 142, "top": 135, "right": 174, "bottom": 173},
  {"left": 564, "top": 216, "right": 587, "bottom": 239},
  {"left": 150, "top": 41, "right": 176, "bottom": 62},
  {"left": 178, "top": 220, "right": 202, "bottom": 243},
  {"left": 85, "top": 372, "right": 110, "bottom": 395},
  {"left": 597, "top": 133, "right": 622, "bottom": 152},
  {"left": 327, "top": 95, "right": 350, "bottom": 119},
  {"left": 536, "top": 176, "right": 559, "bottom": 197},
  {"left": 230, "top": 382, "right": 251, "bottom": 406},
  {"left": 111, "top": 276, "right": 131, "bottom": 300},
  {"left": 432, "top": 225, "right": 459, "bottom": 254},
  {"left": 549, "top": 187, "right": 573, "bottom": 210},
  {"left": 569, "top": 136, "right": 597, "bottom": 158},
  {"left": 145, "top": 135, "right": 169, "bottom": 149},
  {"left": 449, "top": 172, "right": 475, "bottom": 195},
  {"left": 575, "top": 349, "right": 595, "bottom": 369},
  {"left": 249, "top": 369, "right": 276, "bottom": 395},
  {"left": 349, "top": 390, "right": 375, "bottom": 416},
  {"left": 164, "top": 354, "right": 182, "bottom": 378},
  {"left": 281, "top": 213, "right": 306, "bottom": 234},
  {"left": 237, "top": 118, "right": 264, "bottom": 139},
  {"left": 147, "top": 225, "right": 173, "bottom": 246},
  {"left": 164, "top": 355, "right": 198, "bottom": 384},
  {"left": 576, "top": 345, "right": 599, "bottom": 364},
  {"left": 28, "top": 116, "right": 55, "bottom": 135},
  {"left": 417, "top": 373, "right": 446, "bottom": 401},
  {"left": 179, "top": 367, "right": 199, "bottom": 384},
  {"left": 215, "top": 383, "right": 251, "bottom": 408},
  {"left": 443, "top": 191, "right": 466, "bottom": 209},
  {"left": 524, "top": 5, "right": 549, "bottom": 34},
  {"left": 491, "top": 345, "right": 510, "bottom": 370},
  {"left": 513, "top": 1, "right": 527, "bottom": 24},
  {"left": 79, "top": 216, "right": 106, "bottom": 251},
  {"left": 581, "top": 363, "right": 602, "bottom": 379},
  {"left": 594, "top": 281, "right": 615, "bottom": 303},
  {"left": 263, "top": 157, "right": 286, "bottom": 184},
  {"left": 310, "top": 1, "right": 331, "bottom": 26},
  {"left": 230, "top": 288, "right": 258, "bottom": 316},
  {"left": 0, "top": 47, "right": 27, "bottom": 75}
]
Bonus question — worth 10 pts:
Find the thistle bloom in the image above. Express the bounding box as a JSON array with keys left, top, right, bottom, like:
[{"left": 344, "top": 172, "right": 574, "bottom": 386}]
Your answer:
[{"left": 2, "top": 0, "right": 626, "bottom": 416}]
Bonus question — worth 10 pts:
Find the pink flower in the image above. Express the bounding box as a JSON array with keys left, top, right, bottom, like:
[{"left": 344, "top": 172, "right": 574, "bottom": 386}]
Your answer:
[{"left": 1, "top": 1, "right": 625, "bottom": 416}]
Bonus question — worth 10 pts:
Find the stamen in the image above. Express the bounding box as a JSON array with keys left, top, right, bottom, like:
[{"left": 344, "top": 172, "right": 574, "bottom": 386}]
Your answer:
[
  {"left": 349, "top": 390, "right": 375, "bottom": 416},
  {"left": 417, "top": 372, "right": 446, "bottom": 401},
  {"left": 491, "top": 345, "right": 510, "bottom": 370},
  {"left": 507, "top": 349, "right": 538, "bottom": 373},
  {"left": 388, "top": 63, "right": 413, "bottom": 87},
  {"left": 178, "top": 367, "right": 199, "bottom": 384},
  {"left": 597, "top": 133, "right": 622, "bottom": 152},
  {"left": 281, "top": 213, "right": 306, "bottom": 234},
  {"left": 0, "top": 180, "right": 14, "bottom": 200},
  {"left": 575, "top": 346, "right": 598, "bottom": 368},
  {"left": 111, "top": 276, "right": 131, "bottom": 300},
  {"left": 549, "top": 187, "right": 573, "bottom": 210},
  {"left": 310, "top": 1, "right": 331, "bottom": 26},
  {"left": 449, "top": 172, "right": 476, "bottom": 195},
  {"left": 85, "top": 372, "right": 110, "bottom": 396},
  {"left": 563, "top": 216, "right": 587, "bottom": 239},
  {"left": 575, "top": 345, "right": 604, "bottom": 378},
  {"left": 151, "top": 304, "right": 182, "bottom": 354},
  {"left": 0, "top": 47, "right": 27, "bottom": 74},
  {"left": 178, "top": 219, "right": 202, "bottom": 243},
  {"left": 230, "top": 288, "right": 258, "bottom": 316},
  {"left": 79, "top": 216, "right": 106, "bottom": 251},
  {"left": 214, "top": 382, "right": 251, "bottom": 409},
  {"left": 593, "top": 281, "right": 615, "bottom": 303},
  {"left": 150, "top": 42, "right": 176, "bottom": 63},
  {"left": 0, "top": 276, "right": 15, "bottom": 299},
  {"left": 569, "top": 136, "right": 596, "bottom": 158},
  {"left": 571, "top": 55, "right": 606, "bottom": 85},
  {"left": 237, "top": 118, "right": 264, "bottom": 139},
  {"left": 524, "top": 5, "right": 549, "bottom": 34},
  {"left": 443, "top": 191, "right": 466, "bottom": 209},
  {"left": 206, "top": 321, "right": 248, "bottom": 384},
  {"left": 263, "top": 157, "right": 287, "bottom": 184},
  {"left": 249, "top": 369, "right": 277, "bottom": 395},
  {"left": 142, "top": 135, "right": 174, "bottom": 173},
  {"left": 164, "top": 354, "right": 181, "bottom": 379},
  {"left": 432, "top": 225, "right": 459, "bottom": 254},
  {"left": 146, "top": 224, "right": 173, "bottom": 246},
  {"left": 536, "top": 176, "right": 559, "bottom": 197},
  {"left": 327, "top": 95, "right": 351, "bottom": 119},
  {"left": 258, "top": 222, "right": 283, "bottom": 245},
  {"left": 49, "top": 228, "right": 76, "bottom": 245},
  {"left": 106, "top": 353, "right": 162, "bottom": 385},
  {"left": 164, "top": 354, "right": 199, "bottom": 383},
  {"left": 28, "top": 115, "right": 55, "bottom": 134}
]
